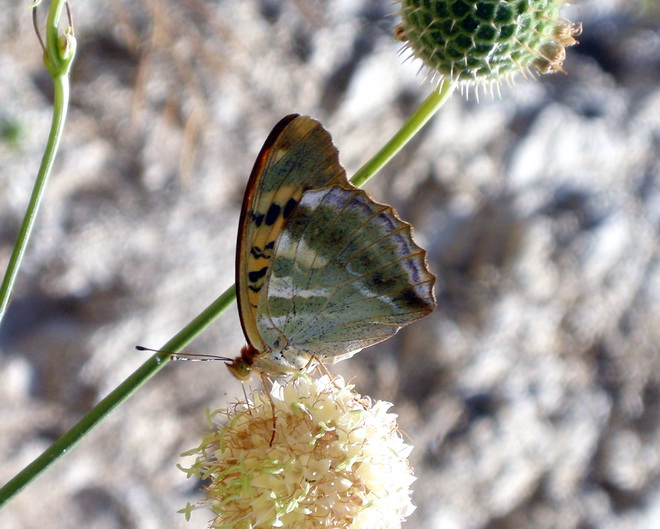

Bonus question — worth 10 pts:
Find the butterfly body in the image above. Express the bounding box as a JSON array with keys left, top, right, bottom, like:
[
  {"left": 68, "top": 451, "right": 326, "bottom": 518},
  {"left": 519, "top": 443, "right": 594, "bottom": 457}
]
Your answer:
[{"left": 230, "top": 115, "right": 436, "bottom": 380}]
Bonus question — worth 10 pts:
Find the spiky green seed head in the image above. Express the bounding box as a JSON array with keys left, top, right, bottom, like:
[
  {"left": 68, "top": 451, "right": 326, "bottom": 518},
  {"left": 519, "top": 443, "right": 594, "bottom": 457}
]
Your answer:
[{"left": 395, "top": 0, "right": 581, "bottom": 90}]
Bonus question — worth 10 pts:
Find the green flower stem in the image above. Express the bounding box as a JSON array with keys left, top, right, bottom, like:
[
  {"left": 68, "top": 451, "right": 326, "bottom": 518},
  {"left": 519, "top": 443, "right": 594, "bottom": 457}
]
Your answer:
[
  {"left": 350, "top": 79, "right": 455, "bottom": 188},
  {"left": 0, "top": 284, "right": 236, "bottom": 507},
  {"left": 0, "top": 78, "right": 455, "bottom": 509},
  {"left": 0, "top": 0, "right": 76, "bottom": 324}
]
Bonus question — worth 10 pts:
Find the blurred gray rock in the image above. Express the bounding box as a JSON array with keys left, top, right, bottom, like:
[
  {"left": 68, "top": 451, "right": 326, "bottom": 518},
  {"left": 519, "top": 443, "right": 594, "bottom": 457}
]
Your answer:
[{"left": 1, "top": 1, "right": 659, "bottom": 528}]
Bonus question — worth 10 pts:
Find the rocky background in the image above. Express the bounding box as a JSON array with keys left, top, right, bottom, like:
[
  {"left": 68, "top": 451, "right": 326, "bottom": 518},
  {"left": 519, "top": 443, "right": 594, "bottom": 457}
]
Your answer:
[{"left": 1, "top": 1, "right": 659, "bottom": 528}]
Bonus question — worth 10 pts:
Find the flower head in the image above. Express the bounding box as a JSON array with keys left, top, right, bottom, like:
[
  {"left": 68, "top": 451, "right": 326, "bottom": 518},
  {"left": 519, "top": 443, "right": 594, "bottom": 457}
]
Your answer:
[
  {"left": 179, "top": 375, "right": 415, "bottom": 529},
  {"left": 395, "top": 0, "right": 581, "bottom": 92}
]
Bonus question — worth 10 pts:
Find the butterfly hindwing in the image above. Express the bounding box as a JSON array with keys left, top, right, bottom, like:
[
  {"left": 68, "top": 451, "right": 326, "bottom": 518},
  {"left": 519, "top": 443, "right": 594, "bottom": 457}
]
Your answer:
[{"left": 256, "top": 186, "right": 436, "bottom": 363}]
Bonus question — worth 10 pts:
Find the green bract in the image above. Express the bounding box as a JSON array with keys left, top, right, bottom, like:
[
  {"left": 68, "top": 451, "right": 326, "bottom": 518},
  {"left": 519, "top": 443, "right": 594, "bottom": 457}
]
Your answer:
[{"left": 396, "top": 0, "right": 580, "bottom": 88}]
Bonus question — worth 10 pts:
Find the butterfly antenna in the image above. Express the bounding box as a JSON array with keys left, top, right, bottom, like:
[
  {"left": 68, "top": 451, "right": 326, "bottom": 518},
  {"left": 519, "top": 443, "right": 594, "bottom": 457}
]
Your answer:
[{"left": 135, "top": 345, "right": 234, "bottom": 363}]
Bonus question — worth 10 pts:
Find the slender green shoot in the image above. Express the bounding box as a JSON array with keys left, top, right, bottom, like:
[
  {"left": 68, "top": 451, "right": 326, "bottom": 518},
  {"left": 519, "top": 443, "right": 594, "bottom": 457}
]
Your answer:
[
  {"left": 0, "top": 0, "right": 76, "bottom": 324},
  {"left": 350, "top": 79, "right": 455, "bottom": 188},
  {"left": 0, "top": 284, "right": 236, "bottom": 507}
]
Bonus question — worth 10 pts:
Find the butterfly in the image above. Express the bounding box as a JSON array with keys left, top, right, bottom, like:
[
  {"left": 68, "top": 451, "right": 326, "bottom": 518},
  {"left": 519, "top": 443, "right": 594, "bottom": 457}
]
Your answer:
[{"left": 226, "top": 114, "right": 436, "bottom": 380}]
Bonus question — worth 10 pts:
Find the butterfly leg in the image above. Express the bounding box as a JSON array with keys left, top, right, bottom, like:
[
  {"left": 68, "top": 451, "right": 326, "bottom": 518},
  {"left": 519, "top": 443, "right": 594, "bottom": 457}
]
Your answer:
[
  {"left": 240, "top": 382, "right": 251, "bottom": 415},
  {"left": 306, "top": 355, "right": 345, "bottom": 391},
  {"left": 259, "top": 372, "right": 278, "bottom": 445}
]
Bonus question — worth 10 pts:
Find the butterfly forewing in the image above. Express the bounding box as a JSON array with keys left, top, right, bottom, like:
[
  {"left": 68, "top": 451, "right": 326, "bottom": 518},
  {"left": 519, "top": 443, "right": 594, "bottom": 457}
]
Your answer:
[
  {"left": 256, "top": 186, "right": 436, "bottom": 362},
  {"left": 237, "top": 115, "right": 349, "bottom": 352}
]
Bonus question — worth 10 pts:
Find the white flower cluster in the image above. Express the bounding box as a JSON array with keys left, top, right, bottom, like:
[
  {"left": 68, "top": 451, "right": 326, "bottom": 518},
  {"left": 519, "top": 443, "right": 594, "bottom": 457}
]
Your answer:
[{"left": 181, "top": 375, "right": 415, "bottom": 529}]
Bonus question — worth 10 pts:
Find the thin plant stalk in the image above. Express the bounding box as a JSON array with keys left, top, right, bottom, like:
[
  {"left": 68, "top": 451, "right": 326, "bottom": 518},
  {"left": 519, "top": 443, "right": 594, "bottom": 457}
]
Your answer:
[
  {"left": 0, "top": 0, "right": 76, "bottom": 324},
  {"left": 0, "top": 285, "right": 236, "bottom": 507},
  {"left": 350, "top": 79, "right": 454, "bottom": 188},
  {"left": 0, "top": 82, "right": 454, "bottom": 507}
]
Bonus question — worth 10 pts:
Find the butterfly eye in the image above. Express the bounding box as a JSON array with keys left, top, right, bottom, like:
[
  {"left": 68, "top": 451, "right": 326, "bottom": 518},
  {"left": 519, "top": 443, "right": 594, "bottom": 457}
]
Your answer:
[{"left": 226, "top": 358, "right": 252, "bottom": 381}]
